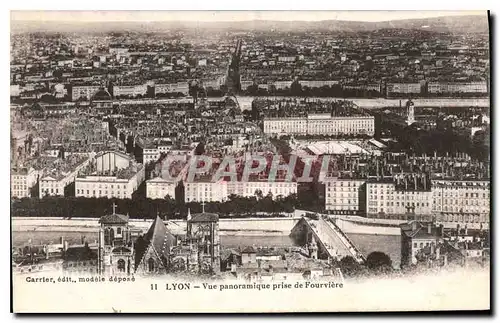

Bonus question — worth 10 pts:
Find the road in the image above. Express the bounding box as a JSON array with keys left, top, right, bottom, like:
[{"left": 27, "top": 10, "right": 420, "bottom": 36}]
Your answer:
[{"left": 235, "top": 96, "right": 489, "bottom": 111}]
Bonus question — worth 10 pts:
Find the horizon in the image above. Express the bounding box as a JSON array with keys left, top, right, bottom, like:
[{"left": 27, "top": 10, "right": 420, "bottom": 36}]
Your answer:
[{"left": 11, "top": 10, "right": 487, "bottom": 23}]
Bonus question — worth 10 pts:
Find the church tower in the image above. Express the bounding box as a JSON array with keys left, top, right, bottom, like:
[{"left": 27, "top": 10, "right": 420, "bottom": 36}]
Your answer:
[
  {"left": 406, "top": 99, "right": 415, "bottom": 125},
  {"left": 98, "top": 203, "right": 134, "bottom": 275}
]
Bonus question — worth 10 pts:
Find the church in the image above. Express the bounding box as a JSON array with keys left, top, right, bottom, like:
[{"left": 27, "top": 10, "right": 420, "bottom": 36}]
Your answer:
[{"left": 98, "top": 204, "right": 221, "bottom": 276}]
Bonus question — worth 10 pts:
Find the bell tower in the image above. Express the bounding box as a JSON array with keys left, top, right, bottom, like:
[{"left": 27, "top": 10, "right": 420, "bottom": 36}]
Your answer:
[
  {"left": 98, "top": 203, "right": 133, "bottom": 275},
  {"left": 406, "top": 99, "right": 415, "bottom": 125}
]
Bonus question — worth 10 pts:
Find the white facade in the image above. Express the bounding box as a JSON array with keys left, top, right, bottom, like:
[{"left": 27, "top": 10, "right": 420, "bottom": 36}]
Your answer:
[
  {"left": 386, "top": 83, "right": 421, "bottom": 94},
  {"left": 324, "top": 179, "right": 365, "bottom": 212},
  {"left": 432, "top": 180, "right": 490, "bottom": 221},
  {"left": 75, "top": 151, "right": 145, "bottom": 199},
  {"left": 184, "top": 180, "right": 228, "bottom": 203},
  {"left": 72, "top": 85, "right": 100, "bottom": 101},
  {"left": 245, "top": 181, "right": 297, "bottom": 199},
  {"left": 366, "top": 182, "right": 433, "bottom": 216},
  {"left": 143, "top": 147, "right": 161, "bottom": 164},
  {"left": 39, "top": 157, "right": 92, "bottom": 197},
  {"left": 146, "top": 177, "right": 177, "bottom": 200},
  {"left": 75, "top": 172, "right": 144, "bottom": 199},
  {"left": 11, "top": 167, "right": 39, "bottom": 198},
  {"left": 428, "top": 82, "right": 488, "bottom": 94},
  {"left": 263, "top": 115, "right": 375, "bottom": 137},
  {"left": 112, "top": 84, "right": 148, "bottom": 97},
  {"left": 155, "top": 82, "right": 189, "bottom": 95}
]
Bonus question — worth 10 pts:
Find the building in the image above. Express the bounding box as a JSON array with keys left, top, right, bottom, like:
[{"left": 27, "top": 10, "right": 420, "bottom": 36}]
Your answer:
[
  {"left": 11, "top": 166, "right": 39, "bottom": 198},
  {"left": 432, "top": 180, "right": 490, "bottom": 225},
  {"left": 324, "top": 178, "right": 366, "bottom": 214},
  {"left": 113, "top": 84, "right": 148, "bottom": 98},
  {"left": 184, "top": 179, "right": 228, "bottom": 203},
  {"left": 155, "top": 82, "right": 189, "bottom": 96},
  {"left": 91, "top": 88, "right": 113, "bottom": 114},
  {"left": 386, "top": 83, "right": 421, "bottom": 96},
  {"left": 71, "top": 85, "right": 101, "bottom": 101},
  {"left": 185, "top": 210, "right": 221, "bottom": 273},
  {"left": 366, "top": 175, "right": 433, "bottom": 219},
  {"left": 228, "top": 180, "right": 297, "bottom": 199},
  {"left": 98, "top": 206, "right": 134, "bottom": 275},
  {"left": 134, "top": 215, "right": 177, "bottom": 275},
  {"left": 146, "top": 177, "right": 177, "bottom": 200},
  {"left": 39, "top": 155, "right": 93, "bottom": 197},
  {"left": 428, "top": 82, "right": 488, "bottom": 95},
  {"left": 75, "top": 151, "right": 145, "bottom": 199},
  {"left": 400, "top": 221, "right": 444, "bottom": 267},
  {"left": 263, "top": 115, "right": 375, "bottom": 137}
]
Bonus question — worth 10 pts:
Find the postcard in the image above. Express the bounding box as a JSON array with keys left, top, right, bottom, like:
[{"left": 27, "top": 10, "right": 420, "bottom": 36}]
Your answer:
[{"left": 10, "top": 10, "right": 490, "bottom": 313}]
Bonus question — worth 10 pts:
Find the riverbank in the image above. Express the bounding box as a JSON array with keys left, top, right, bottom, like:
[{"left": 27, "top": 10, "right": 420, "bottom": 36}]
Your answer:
[{"left": 235, "top": 96, "right": 489, "bottom": 110}]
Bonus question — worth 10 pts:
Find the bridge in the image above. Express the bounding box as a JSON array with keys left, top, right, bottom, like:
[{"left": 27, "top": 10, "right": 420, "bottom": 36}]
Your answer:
[{"left": 290, "top": 215, "right": 366, "bottom": 263}]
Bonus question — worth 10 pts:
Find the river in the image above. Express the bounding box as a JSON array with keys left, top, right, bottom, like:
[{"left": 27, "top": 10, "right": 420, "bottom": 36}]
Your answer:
[
  {"left": 234, "top": 96, "right": 489, "bottom": 111},
  {"left": 12, "top": 230, "right": 401, "bottom": 267}
]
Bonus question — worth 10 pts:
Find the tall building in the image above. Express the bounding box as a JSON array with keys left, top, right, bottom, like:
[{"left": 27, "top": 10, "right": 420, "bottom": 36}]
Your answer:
[
  {"left": 134, "top": 215, "right": 177, "bottom": 275},
  {"left": 186, "top": 210, "right": 221, "bottom": 274},
  {"left": 400, "top": 221, "right": 444, "bottom": 268},
  {"left": 11, "top": 166, "right": 39, "bottom": 198},
  {"left": 75, "top": 151, "right": 145, "bottom": 199},
  {"left": 98, "top": 205, "right": 134, "bottom": 275},
  {"left": 406, "top": 100, "right": 415, "bottom": 125},
  {"left": 263, "top": 115, "right": 375, "bottom": 137},
  {"left": 324, "top": 178, "right": 366, "bottom": 214}
]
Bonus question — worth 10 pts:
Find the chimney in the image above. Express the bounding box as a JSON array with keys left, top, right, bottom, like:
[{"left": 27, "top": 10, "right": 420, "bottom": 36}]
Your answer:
[{"left": 411, "top": 221, "right": 417, "bottom": 231}]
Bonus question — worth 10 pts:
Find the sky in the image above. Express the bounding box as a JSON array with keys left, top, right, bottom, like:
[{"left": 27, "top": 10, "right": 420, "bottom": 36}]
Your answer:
[{"left": 10, "top": 11, "right": 487, "bottom": 23}]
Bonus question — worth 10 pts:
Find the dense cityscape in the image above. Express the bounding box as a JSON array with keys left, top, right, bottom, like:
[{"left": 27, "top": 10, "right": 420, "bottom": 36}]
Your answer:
[{"left": 11, "top": 14, "right": 490, "bottom": 284}]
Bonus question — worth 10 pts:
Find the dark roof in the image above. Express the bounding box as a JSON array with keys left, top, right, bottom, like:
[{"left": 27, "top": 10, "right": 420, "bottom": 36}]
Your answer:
[
  {"left": 190, "top": 212, "right": 219, "bottom": 223},
  {"left": 92, "top": 88, "right": 112, "bottom": 101},
  {"left": 99, "top": 213, "right": 129, "bottom": 225},
  {"left": 401, "top": 221, "right": 441, "bottom": 239},
  {"left": 134, "top": 216, "right": 176, "bottom": 270},
  {"left": 63, "top": 246, "right": 97, "bottom": 262},
  {"left": 241, "top": 246, "right": 256, "bottom": 254}
]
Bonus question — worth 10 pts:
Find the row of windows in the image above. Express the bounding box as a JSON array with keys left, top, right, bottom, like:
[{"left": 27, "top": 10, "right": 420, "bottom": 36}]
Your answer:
[
  {"left": 77, "top": 189, "right": 127, "bottom": 196},
  {"left": 369, "top": 201, "right": 430, "bottom": 207},
  {"left": 435, "top": 192, "right": 489, "bottom": 198},
  {"left": 77, "top": 183, "right": 128, "bottom": 189}
]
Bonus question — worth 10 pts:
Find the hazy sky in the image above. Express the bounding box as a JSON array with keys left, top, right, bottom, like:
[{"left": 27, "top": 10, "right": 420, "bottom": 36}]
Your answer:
[{"left": 11, "top": 10, "right": 486, "bottom": 22}]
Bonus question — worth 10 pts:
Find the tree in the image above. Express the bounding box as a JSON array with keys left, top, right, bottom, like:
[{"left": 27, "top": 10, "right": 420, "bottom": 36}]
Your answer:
[{"left": 366, "top": 252, "right": 393, "bottom": 271}]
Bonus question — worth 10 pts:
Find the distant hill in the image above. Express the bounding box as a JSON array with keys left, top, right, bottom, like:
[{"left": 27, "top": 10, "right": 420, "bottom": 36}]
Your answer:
[{"left": 11, "top": 14, "right": 489, "bottom": 34}]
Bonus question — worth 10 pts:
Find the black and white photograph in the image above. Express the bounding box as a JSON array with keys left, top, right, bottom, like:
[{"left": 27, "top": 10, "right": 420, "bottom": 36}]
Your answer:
[{"left": 10, "top": 10, "right": 491, "bottom": 313}]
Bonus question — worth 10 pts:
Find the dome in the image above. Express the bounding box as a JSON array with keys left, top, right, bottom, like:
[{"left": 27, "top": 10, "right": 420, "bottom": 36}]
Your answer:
[{"left": 92, "top": 88, "right": 112, "bottom": 101}]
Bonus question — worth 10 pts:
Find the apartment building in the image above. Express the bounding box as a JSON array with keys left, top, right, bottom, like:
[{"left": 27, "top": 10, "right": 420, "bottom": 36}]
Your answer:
[
  {"left": 184, "top": 179, "right": 228, "bottom": 203},
  {"left": 324, "top": 178, "right": 366, "bottom": 213},
  {"left": 428, "top": 82, "right": 488, "bottom": 94},
  {"left": 11, "top": 166, "right": 39, "bottom": 198},
  {"left": 155, "top": 82, "right": 189, "bottom": 96},
  {"left": 112, "top": 84, "right": 148, "bottom": 97},
  {"left": 75, "top": 151, "right": 145, "bottom": 199},
  {"left": 146, "top": 177, "right": 177, "bottom": 200},
  {"left": 39, "top": 155, "right": 94, "bottom": 197},
  {"left": 432, "top": 179, "right": 490, "bottom": 224},
  {"left": 71, "top": 85, "right": 101, "bottom": 101},
  {"left": 263, "top": 114, "right": 375, "bottom": 137}
]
